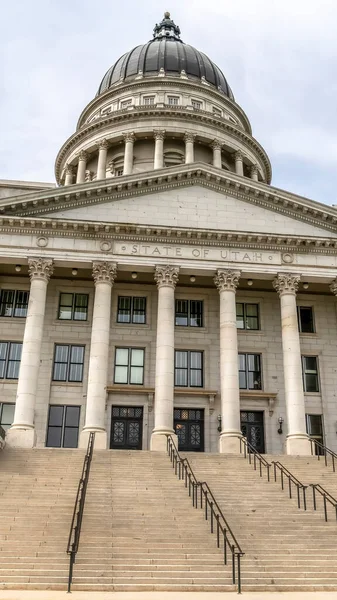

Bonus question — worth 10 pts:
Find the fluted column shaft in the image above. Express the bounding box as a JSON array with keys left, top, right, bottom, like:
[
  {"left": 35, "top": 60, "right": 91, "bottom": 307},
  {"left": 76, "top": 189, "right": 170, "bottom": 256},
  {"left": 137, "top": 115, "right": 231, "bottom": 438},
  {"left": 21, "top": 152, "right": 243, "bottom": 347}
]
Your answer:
[
  {"left": 151, "top": 265, "right": 179, "bottom": 451},
  {"left": 235, "top": 151, "right": 244, "bottom": 176},
  {"left": 273, "top": 273, "right": 311, "bottom": 455},
  {"left": 184, "top": 133, "right": 195, "bottom": 164},
  {"left": 123, "top": 133, "right": 135, "bottom": 175},
  {"left": 80, "top": 262, "right": 117, "bottom": 449},
  {"left": 214, "top": 269, "right": 242, "bottom": 453},
  {"left": 76, "top": 151, "right": 88, "bottom": 184},
  {"left": 97, "top": 139, "right": 109, "bottom": 180},
  {"left": 7, "top": 259, "right": 53, "bottom": 448},
  {"left": 212, "top": 140, "right": 222, "bottom": 169},
  {"left": 154, "top": 130, "right": 165, "bottom": 169}
]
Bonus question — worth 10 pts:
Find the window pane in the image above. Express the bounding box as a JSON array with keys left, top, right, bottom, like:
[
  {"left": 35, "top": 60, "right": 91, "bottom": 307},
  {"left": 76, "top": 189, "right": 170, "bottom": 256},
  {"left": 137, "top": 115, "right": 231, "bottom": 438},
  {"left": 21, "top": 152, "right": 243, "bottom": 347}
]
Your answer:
[
  {"left": 53, "top": 363, "right": 67, "bottom": 381},
  {"left": 130, "top": 366, "right": 144, "bottom": 384},
  {"left": 175, "top": 369, "right": 188, "bottom": 386},
  {"left": 299, "top": 307, "right": 314, "bottom": 333},
  {"left": 190, "top": 301, "right": 203, "bottom": 327},
  {"left": 132, "top": 297, "right": 146, "bottom": 324},
  {"left": 14, "top": 291, "right": 29, "bottom": 317},
  {"left": 304, "top": 356, "right": 317, "bottom": 372},
  {"left": 190, "top": 351, "right": 202, "bottom": 369},
  {"left": 0, "top": 290, "right": 14, "bottom": 317},
  {"left": 114, "top": 366, "right": 128, "bottom": 383},
  {"left": 55, "top": 345, "right": 69, "bottom": 363},
  {"left": 239, "top": 371, "right": 247, "bottom": 389},
  {"left": 246, "top": 304, "right": 258, "bottom": 317},
  {"left": 190, "top": 369, "right": 202, "bottom": 387},
  {"left": 248, "top": 354, "right": 260, "bottom": 372},
  {"left": 70, "top": 346, "right": 84, "bottom": 364},
  {"left": 246, "top": 316, "right": 259, "bottom": 330},
  {"left": 305, "top": 374, "right": 319, "bottom": 393},
  {"left": 48, "top": 406, "right": 64, "bottom": 427},
  {"left": 46, "top": 427, "right": 62, "bottom": 447},
  {"left": 238, "top": 354, "right": 246, "bottom": 370},
  {"left": 307, "top": 414, "right": 323, "bottom": 436},
  {"left": 117, "top": 297, "right": 131, "bottom": 323},
  {"left": 131, "top": 349, "right": 144, "bottom": 367},
  {"left": 1, "top": 404, "right": 15, "bottom": 426},
  {"left": 175, "top": 300, "right": 188, "bottom": 326},
  {"left": 8, "top": 343, "right": 22, "bottom": 361},
  {"left": 69, "top": 363, "right": 83, "bottom": 382},
  {"left": 63, "top": 427, "right": 79, "bottom": 448},
  {"left": 175, "top": 351, "right": 188, "bottom": 368},
  {"left": 74, "top": 294, "right": 88, "bottom": 321},
  {"left": 59, "top": 294, "right": 73, "bottom": 320},
  {"left": 6, "top": 359, "right": 20, "bottom": 379},
  {"left": 248, "top": 372, "right": 261, "bottom": 390},
  {"left": 0, "top": 342, "right": 7, "bottom": 360},
  {"left": 115, "top": 348, "right": 129, "bottom": 366},
  {"left": 65, "top": 406, "right": 80, "bottom": 427}
]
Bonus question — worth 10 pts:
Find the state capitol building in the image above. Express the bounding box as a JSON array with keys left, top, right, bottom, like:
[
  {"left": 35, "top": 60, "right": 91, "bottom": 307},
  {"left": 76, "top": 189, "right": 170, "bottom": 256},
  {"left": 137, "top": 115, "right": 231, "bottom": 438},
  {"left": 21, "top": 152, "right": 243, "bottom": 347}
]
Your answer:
[{"left": 1, "top": 12, "right": 336, "bottom": 457}]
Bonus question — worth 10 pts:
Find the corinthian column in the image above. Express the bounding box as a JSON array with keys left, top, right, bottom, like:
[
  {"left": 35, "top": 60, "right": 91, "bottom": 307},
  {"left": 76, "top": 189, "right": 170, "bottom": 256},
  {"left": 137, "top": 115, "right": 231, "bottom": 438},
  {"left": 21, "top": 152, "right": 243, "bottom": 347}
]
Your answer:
[
  {"left": 211, "top": 139, "right": 222, "bottom": 169},
  {"left": 214, "top": 269, "right": 242, "bottom": 453},
  {"left": 76, "top": 150, "right": 88, "bottom": 184},
  {"left": 7, "top": 258, "right": 54, "bottom": 448},
  {"left": 153, "top": 130, "right": 165, "bottom": 169},
  {"left": 96, "top": 139, "right": 109, "bottom": 180},
  {"left": 64, "top": 164, "right": 74, "bottom": 186},
  {"left": 123, "top": 133, "right": 135, "bottom": 175},
  {"left": 273, "top": 273, "right": 311, "bottom": 455},
  {"left": 184, "top": 132, "right": 195, "bottom": 164},
  {"left": 80, "top": 262, "right": 117, "bottom": 450},
  {"left": 151, "top": 265, "right": 179, "bottom": 451},
  {"left": 234, "top": 151, "right": 244, "bottom": 176}
]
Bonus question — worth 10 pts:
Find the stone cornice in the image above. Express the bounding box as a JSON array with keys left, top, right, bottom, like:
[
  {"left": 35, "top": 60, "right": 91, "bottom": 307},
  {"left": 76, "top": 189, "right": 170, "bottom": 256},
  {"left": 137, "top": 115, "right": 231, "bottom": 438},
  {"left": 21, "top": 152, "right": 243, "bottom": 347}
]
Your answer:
[
  {"left": 76, "top": 77, "right": 252, "bottom": 134},
  {"left": 2, "top": 164, "right": 337, "bottom": 238},
  {"left": 55, "top": 106, "right": 271, "bottom": 183}
]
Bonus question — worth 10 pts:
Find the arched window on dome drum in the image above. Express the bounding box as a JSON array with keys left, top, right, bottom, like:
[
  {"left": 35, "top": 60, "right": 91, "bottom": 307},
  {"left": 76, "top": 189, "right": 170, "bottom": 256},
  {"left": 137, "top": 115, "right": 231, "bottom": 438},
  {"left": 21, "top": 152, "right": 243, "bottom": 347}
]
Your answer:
[
  {"left": 108, "top": 155, "right": 124, "bottom": 178},
  {"left": 164, "top": 150, "right": 184, "bottom": 168}
]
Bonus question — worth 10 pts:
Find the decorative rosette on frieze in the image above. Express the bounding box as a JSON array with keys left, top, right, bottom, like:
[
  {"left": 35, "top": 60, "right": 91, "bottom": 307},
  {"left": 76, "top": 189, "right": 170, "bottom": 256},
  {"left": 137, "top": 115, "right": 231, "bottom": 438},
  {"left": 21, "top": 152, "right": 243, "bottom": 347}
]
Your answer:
[
  {"left": 214, "top": 269, "right": 241, "bottom": 292},
  {"left": 28, "top": 258, "right": 54, "bottom": 282},
  {"left": 273, "top": 273, "right": 300, "bottom": 296},
  {"left": 92, "top": 262, "right": 117, "bottom": 285},
  {"left": 154, "top": 265, "right": 179, "bottom": 288}
]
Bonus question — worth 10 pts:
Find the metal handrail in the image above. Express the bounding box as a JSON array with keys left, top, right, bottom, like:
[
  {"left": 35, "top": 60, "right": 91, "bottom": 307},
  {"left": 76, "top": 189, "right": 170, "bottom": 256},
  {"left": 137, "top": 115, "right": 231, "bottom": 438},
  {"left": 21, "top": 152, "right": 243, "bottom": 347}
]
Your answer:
[
  {"left": 310, "top": 483, "right": 337, "bottom": 521},
  {"left": 240, "top": 436, "right": 271, "bottom": 481},
  {"left": 67, "top": 432, "right": 95, "bottom": 593},
  {"left": 310, "top": 438, "right": 337, "bottom": 472},
  {"left": 271, "top": 461, "right": 307, "bottom": 510},
  {"left": 167, "top": 435, "right": 244, "bottom": 594}
]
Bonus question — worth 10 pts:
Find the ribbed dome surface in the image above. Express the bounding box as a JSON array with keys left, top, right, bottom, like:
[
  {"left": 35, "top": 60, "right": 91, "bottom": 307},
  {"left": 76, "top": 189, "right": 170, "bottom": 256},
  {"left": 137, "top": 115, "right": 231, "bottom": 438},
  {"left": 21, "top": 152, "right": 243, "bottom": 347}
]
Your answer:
[{"left": 97, "top": 13, "right": 234, "bottom": 100}]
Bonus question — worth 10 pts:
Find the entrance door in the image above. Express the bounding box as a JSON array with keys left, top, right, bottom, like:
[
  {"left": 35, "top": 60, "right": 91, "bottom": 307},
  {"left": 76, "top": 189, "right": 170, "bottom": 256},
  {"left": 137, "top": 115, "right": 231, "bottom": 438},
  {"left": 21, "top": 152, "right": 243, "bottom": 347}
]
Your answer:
[
  {"left": 110, "top": 406, "right": 143, "bottom": 450},
  {"left": 240, "top": 411, "right": 265, "bottom": 453},
  {"left": 174, "top": 408, "right": 204, "bottom": 452}
]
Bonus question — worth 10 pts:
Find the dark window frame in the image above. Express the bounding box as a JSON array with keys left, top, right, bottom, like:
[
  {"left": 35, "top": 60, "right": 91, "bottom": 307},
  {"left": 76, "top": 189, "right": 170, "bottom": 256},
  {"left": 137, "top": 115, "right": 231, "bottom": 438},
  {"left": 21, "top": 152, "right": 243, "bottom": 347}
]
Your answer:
[
  {"left": 0, "top": 289, "right": 29, "bottom": 318},
  {"left": 238, "top": 353, "right": 262, "bottom": 390},
  {"left": 174, "top": 350, "right": 204, "bottom": 388},
  {"left": 52, "top": 344, "right": 85, "bottom": 383},
  {"left": 46, "top": 405, "right": 80, "bottom": 448},
  {"left": 175, "top": 300, "right": 203, "bottom": 327},
  {"left": 114, "top": 347, "right": 145, "bottom": 385},
  {"left": 302, "top": 355, "right": 320, "bottom": 393},
  {"left": 117, "top": 296, "right": 147, "bottom": 324},
  {"left": 58, "top": 292, "right": 89, "bottom": 321},
  {"left": 297, "top": 306, "right": 315, "bottom": 333},
  {"left": 236, "top": 303, "right": 260, "bottom": 330},
  {"left": 0, "top": 341, "right": 22, "bottom": 380}
]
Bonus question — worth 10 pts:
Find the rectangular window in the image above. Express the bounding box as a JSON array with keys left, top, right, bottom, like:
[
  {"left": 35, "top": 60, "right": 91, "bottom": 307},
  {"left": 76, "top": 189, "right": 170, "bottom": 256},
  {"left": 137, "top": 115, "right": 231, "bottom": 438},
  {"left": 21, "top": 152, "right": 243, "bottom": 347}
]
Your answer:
[
  {"left": 236, "top": 303, "right": 260, "bottom": 330},
  {"left": 117, "top": 297, "right": 146, "bottom": 324},
  {"left": 212, "top": 106, "right": 222, "bottom": 116},
  {"left": 191, "top": 100, "right": 202, "bottom": 109},
  {"left": 46, "top": 405, "right": 80, "bottom": 448},
  {"left": 302, "top": 356, "right": 319, "bottom": 393},
  {"left": 114, "top": 348, "right": 145, "bottom": 385},
  {"left": 58, "top": 293, "right": 88, "bottom": 321},
  {"left": 0, "top": 403, "right": 15, "bottom": 431},
  {"left": 52, "top": 345, "right": 85, "bottom": 382},
  {"left": 168, "top": 96, "right": 179, "bottom": 105},
  {"left": 144, "top": 96, "right": 155, "bottom": 105},
  {"left": 175, "top": 350, "right": 203, "bottom": 387},
  {"left": 0, "top": 342, "right": 22, "bottom": 380},
  {"left": 298, "top": 306, "right": 315, "bottom": 333},
  {"left": 175, "top": 300, "right": 203, "bottom": 327},
  {"left": 238, "top": 353, "right": 262, "bottom": 390},
  {"left": 0, "top": 290, "right": 29, "bottom": 318},
  {"left": 306, "top": 414, "right": 324, "bottom": 454}
]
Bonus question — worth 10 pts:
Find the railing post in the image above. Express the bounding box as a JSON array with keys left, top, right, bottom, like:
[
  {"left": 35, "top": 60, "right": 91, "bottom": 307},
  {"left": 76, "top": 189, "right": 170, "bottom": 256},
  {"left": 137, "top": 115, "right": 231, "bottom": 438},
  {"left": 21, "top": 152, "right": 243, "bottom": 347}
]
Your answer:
[
  {"left": 324, "top": 494, "right": 328, "bottom": 522},
  {"left": 223, "top": 530, "right": 227, "bottom": 564},
  {"left": 303, "top": 487, "right": 307, "bottom": 511},
  {"left": 312, "top": 485, "right": 317, "bottom": 511},
  {"left": 237, "top": 553, "right": 242, "bottom": 594},
  {"left": 232, "top": 544, "right": 236, "bottom": 584},
  {"left": 267, "top": 464, "right": 270, "bottom": 482},
  {"left": 210, "top": 502, "right": 214, "bottom": 533}
]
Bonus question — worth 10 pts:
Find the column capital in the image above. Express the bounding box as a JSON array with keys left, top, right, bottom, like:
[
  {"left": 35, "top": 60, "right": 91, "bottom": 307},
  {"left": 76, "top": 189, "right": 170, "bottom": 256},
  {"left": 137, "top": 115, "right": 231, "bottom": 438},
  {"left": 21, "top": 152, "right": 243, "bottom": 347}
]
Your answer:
[
  {"left": 92, "top": 261, "right": 117, "bottom": 285},
  {"left": 214, "top": 269, "right": 240, "bottom": 293},
  {"left": 250, "top": 163, "right": 259, "bottom": 176},
  {"left": 234, "top": 150, "right": 243, "bottom": 161},
  {"left": 28, "top": 258, "right": 54, "bottom": 283},
  {"left": 123, "top": 132, "right": 135, "bottom": 143},
  {"left": 273, "top": 273, "right": 300, "bottom": 296},
  {"left": 65, "top": 163, "right": 74, "bottom": 175},
  {"left": 153, "top": 129, "right": 165, "bottom": 141},
  {"left": 154, "top": 265, "right": 179, "bottom": 288},
  {"left": 330, "top": 279, "right": 337, "bottom": 295},
  {"left": 98, "top": 138, "right": 109, "bottom": 150},
  {"left": 78, "top": 150, "right": 88, "bottom": 161},
  {"left": 211, "top": 139, "right": 222, "bottom": 151},
  {"left": 184, "top": 132, "right": 196, "bottom": 143}
]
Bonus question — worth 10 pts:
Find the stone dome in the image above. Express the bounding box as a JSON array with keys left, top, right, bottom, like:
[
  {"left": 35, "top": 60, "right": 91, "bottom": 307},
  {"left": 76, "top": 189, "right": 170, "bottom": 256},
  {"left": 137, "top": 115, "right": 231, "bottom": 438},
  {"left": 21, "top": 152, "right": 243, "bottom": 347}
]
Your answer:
[{"left": 97, "top": 12, "right": 234, "bottom": 100}]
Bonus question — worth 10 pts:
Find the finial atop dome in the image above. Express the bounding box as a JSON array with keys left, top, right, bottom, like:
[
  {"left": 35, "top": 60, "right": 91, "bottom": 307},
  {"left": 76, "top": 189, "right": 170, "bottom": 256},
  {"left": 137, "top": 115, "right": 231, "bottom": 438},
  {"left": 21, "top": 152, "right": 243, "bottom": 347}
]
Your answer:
[{"left": 153, "top": 12, "right": 182, "bottom": 42}]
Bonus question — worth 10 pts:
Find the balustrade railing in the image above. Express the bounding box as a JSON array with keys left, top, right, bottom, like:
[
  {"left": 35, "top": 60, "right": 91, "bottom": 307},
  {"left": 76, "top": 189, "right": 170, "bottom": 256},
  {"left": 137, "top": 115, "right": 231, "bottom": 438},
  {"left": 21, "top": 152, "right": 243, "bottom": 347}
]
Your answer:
[
  {"left": 240, "top": 436, "right": 271, "bottom": 480},
  {"left": 310, "top": 438, "right": 337, "bottom": 472},
  {"left": 167, "top": 435, "right": 244, "bottom": 594},
  {"left": 310, "top": 484, "right": 337, "bottom": 522}
]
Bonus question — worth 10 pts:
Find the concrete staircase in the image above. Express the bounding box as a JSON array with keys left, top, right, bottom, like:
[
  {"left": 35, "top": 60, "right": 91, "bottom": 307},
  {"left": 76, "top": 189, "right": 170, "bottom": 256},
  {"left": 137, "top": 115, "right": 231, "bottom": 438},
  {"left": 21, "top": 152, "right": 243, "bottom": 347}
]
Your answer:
[
  {"left": 185, "top": 452, "right": 337, "bottom": 592},
  {"left": 0, "top": 448, "right": 234, "bottom": 592}
]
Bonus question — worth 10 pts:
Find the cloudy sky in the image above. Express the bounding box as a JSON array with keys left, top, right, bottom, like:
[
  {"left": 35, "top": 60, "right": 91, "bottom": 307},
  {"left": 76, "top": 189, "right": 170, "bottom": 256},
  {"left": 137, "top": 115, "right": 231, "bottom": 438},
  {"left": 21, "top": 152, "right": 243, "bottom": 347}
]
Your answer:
[{"left": 1, "top": 0, "right": 337, "bottom": 205}]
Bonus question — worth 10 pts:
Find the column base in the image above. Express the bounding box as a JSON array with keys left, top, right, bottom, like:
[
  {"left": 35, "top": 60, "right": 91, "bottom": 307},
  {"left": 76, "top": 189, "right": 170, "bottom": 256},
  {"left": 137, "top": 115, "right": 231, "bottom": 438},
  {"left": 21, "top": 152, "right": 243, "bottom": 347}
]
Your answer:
[
  {"left": 286, "top": 434, "right": 311, "bottom": 456},
  {"left": 219, "top": 432, "right": 242, "bottom": 454},
  {"left": 150, "top": 431, "right": 178, "bottom": 452},
  {"left": 6, "top": 427, "right": 36, "bottom": 449},
  {"left": 79, "top": 429, "right": 107, "bottom": 450}
]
